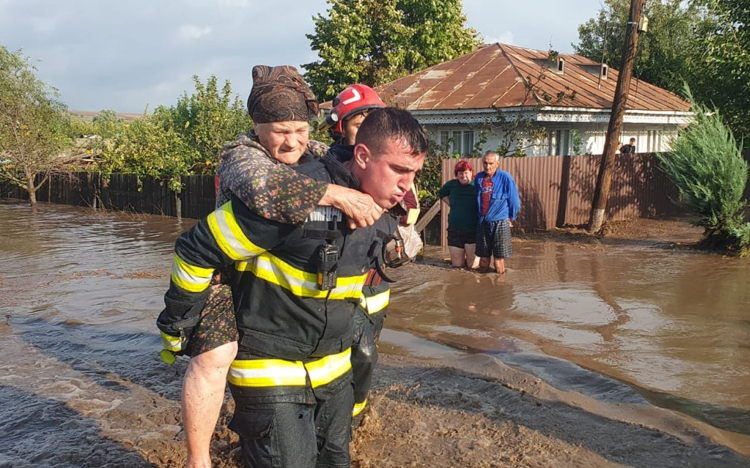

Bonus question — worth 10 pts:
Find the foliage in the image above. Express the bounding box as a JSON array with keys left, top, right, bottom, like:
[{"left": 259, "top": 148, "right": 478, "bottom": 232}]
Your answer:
[
  {"left": 575, "top": 0, "right": 707, "bottom": 96},
  {"left": 690, "top": 0, "right": 750, "bottom": 141},
  {"left": 303, "top": 0, "right": 479, "bottom": 101},
  {"left": 98, "top": 115, "right": 200, "bottom": 191},
  {"left": 657, "top": 86, "right": 750, "bottom": 255},
  {"left": 91, "top": 109, "right": 125, "bottom": 139},
  {"left": 92, "top": 75, "right": 251, "bottom": 189},
  {"left": 163, "top": 75, "right": 251, "bottom": 173},
  {"left": 416, "top": 139, "right": 455, "bottom": 208},
  {"left": 571, "top": 129, "right": 583, "bottom": 155},
  {"left": 482, "top": 108, "right": 549, "bottom": 157},
  {"left": 0, "top": 45, "right": 74, "bottom": 205},
  {"left": 309, "top": 121, "right": 335, "bottom": 147}
]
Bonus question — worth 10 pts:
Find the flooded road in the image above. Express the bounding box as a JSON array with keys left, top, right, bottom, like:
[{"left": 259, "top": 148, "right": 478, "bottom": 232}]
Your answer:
[
  {"left": 386, "top": 241, "right": 750, "bottom": 439},
  {"left": 1, "top": 200, "right": 749, "bottom": 466}
]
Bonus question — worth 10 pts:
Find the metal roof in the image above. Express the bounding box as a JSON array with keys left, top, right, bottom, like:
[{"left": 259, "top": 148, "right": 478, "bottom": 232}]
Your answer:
[{"left": 371, "top": 43, "right": 689, "bottom": 113}]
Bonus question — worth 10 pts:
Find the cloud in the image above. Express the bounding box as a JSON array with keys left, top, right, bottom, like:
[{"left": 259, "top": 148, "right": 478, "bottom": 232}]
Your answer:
[
  {"left": 0, "top": 0, "right": 608, "bottom": 113},
  {"left": 177, "top": 25, "right": 212, "bottom": 42},
  {"left": 482, "top": 31, "right": 515, "bottom": 46}
]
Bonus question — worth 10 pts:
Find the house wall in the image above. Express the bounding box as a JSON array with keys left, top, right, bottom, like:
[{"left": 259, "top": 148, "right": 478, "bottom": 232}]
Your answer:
[{"left": 423, "top": 122, "right": 679, "bottom": 157}]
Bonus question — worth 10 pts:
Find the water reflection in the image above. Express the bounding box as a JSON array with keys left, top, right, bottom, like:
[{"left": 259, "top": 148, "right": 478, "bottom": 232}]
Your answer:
[{"left": 390, "top": 239, "right": 750, "bottom": 437}]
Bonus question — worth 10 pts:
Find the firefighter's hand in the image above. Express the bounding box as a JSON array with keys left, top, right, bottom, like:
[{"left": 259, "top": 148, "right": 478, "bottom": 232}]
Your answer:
[{"left": 322, "top": 185, "right": 384, "bottom": 229}]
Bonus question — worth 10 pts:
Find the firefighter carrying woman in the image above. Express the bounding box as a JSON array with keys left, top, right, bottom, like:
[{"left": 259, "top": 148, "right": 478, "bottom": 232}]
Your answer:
[{"left": 157, "top": 64, "right": 426, "bottom": 468}]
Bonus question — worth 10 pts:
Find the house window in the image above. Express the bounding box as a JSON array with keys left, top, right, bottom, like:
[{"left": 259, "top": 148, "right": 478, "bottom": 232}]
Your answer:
[
  {"left": 452, "top": 131, "right": 462, "bottom": 155},
  {"left": 441, "top": 129, "right": 475, "bottom": 156},
  {"left": 440, "top": 131, "right": 450, "bottom": 149},
  {"left": 463, "top": 131, "right": 475, "bottom": 155}
]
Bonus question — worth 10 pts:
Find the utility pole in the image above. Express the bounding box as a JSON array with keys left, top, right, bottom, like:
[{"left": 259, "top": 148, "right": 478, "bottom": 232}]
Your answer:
[{"left": 588, "top": 0, "right": 645, "bottom": 233}]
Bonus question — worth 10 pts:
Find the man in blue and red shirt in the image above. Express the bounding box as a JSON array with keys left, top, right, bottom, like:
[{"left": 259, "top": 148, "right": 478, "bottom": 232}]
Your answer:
[{"left": 474, "top": 150, "right": 520, "bottom": 274}]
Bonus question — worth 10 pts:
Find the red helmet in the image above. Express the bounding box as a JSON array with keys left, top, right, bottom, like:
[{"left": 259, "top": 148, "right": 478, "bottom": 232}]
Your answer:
[{"left": 327, "top": 84, "right": 385, "bottom": 134}]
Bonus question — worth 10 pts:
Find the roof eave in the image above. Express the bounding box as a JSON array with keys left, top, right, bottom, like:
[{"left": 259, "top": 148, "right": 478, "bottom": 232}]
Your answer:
[{"left": 408, "top": 107, "right": 693, "bottom": 126}]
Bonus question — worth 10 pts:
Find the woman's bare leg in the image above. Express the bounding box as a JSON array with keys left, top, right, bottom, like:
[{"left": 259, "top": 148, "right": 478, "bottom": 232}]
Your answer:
[
  {"left": 182, "top": 341, "right": 238, "bottom": 468},
  {"left": 448, "top": 246, "right": 467, "bottom": 268}
]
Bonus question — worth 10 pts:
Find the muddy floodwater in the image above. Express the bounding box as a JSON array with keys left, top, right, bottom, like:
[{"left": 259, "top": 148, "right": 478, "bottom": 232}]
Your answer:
[{"left": 1, "top": 200, "right": 749, "bottom": 467}]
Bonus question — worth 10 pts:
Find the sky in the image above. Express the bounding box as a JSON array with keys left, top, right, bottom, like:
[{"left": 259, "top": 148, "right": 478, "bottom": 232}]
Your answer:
[{"left": 0, "top": 0, "right": 605, "bottom": 113}]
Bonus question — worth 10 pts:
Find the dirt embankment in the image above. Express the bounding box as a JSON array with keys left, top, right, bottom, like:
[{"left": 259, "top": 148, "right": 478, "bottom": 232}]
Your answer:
[{"left": 136, "top": 351, "right": 748, "bottom": 468}]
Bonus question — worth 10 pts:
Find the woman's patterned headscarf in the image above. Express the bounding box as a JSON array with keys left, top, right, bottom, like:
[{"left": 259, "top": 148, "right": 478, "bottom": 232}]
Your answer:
[{"left": 246, "top": 65, "right": 319, "bottom": 123}]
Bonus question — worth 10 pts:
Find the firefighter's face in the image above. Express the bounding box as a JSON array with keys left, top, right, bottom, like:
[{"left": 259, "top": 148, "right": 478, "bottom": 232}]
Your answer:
[
  {"left": 341, "top": 112, "right": 367, "bottom": 146},
  {"left": 255, "top": 121, "right": 310, "bottom": 164},
  {"left": 353, "top": 137, "right": 425, "bottom": 209}
]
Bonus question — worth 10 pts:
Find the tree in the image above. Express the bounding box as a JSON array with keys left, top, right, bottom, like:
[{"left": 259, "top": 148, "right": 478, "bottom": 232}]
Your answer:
[
  {"left": 575, "top": 0, "right": 706, "bottom": 95},
  {"left": 164, "top": 75, "right": 251, "bottom": 172},
  {"left": 657, "top": 87, "right": 750, "bottom": 255},
  {"left": 303, "top": 0, "right": 479, "bottom": 101},
  {"left": 691, "top": 0, "right": 750, "bottom": 141},
  {"left": 94, "top": 75, "right": 251, "bottom": 189},
  {"left": 0, "top": 45, "right": 75, "bottom": 206},
  {"left": 415, "top": 140, "right": 449, "bottom": 208},
  {"left": 97, "top": 115, "right": 200, "bottom": 192}
]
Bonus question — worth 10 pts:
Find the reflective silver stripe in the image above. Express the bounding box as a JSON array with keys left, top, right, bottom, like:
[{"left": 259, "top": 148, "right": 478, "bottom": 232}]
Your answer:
[
  {"left": 228, "top": 359, "right": 307, "bottom": 387},
  {"left": 305, "top": 348, "right": 351, "bottom": 387},
  {"left": 207, "top": 202, "right": 265, "bottom": 260},
  {"left": 364, "top": 289, "right": 390, "bottom": 315},
  {"left": 171, "top": 254, "right": 213, "bottom": 293},
  {"left": 160, "top": 331, "right": 183, "bottom": 352},
  {"left": 237, "top": 253, "right": 365, "bottom": 300},
  {"left": 229, "top": 349, "right": 352, "bottom": 388},
  {"left": 352, "top": 398, "right": 367, "bottom": 417}
]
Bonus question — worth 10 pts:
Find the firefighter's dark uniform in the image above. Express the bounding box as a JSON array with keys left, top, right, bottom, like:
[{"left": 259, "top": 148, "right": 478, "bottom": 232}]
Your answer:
[
  {"left": 337, "top": 141, "right": 420, "bottom": 421},
  {"left": 158, "top": 148, "right": 397, "bottom": 468},
  {"left": 351, "top": 276, "right": 390, "bottom": 419}
]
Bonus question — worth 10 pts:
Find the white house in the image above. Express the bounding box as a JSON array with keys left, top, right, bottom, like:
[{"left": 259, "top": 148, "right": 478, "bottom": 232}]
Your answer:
[{"left": 371, "top": 43, "right": 691, "bottom": 156}]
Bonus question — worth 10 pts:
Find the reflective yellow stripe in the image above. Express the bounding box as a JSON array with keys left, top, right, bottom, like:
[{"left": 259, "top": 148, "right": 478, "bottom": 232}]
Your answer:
[
  {"left": 207, "top": 202, "right": 265, "bottom": 260},
  {"left": 228, "top": 348, "right": 352, "bottom": 389},
  {"left": 363, "top": 289, "right": 389, "bottom": 315},
  {"left": 236, "top": 253, "right": 366, "bottom": 300},
  {"left": 405, "top": 208, "right": 420, "bottom": 226},
  {"left": 228, "top": 358, "right": 307, "bottom": 387},
  {"left": 352, "top": 398, "right": 367, "bottom": 417},
  {"left": 171, "top": 254, "right": 214, "bottom": 293},
  {"left": 305, "top": 348, "right": 351, "bottom": 388},
  {"left": 160, "top": 331, "right": 183, "bottom": 352}
]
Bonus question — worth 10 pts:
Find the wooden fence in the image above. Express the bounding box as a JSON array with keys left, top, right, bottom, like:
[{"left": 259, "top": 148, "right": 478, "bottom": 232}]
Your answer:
[
  {"left": 0, "top": 173, "right": 217, "bottom": 220},
  {"left": 2, "top": 153, "right": 685, "bottom": 243}
]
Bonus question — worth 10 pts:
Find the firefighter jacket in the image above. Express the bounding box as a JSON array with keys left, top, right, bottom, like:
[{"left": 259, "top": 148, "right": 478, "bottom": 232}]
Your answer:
[{"left": 157, "top": 148, "right": 399, "bottom": 363}]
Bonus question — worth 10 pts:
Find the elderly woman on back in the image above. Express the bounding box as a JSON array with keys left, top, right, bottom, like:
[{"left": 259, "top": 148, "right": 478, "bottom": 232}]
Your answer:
[{"left": 439, "top": 159, "right": 480, "bottom": 269}]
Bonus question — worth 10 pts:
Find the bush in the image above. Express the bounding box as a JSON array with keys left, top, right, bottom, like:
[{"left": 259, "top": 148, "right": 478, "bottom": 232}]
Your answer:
[
  {"left": 98, "top": 116, "right": 200, "bottom": 191},
  {"left": 417, "top": 140, "right": 455, "bottom": 208},
  {"left": 92, "top": 76, "right": 251, "bottom": 190},
  {"left": 657, "top": 86, "right": 750, "bottom": 255}
]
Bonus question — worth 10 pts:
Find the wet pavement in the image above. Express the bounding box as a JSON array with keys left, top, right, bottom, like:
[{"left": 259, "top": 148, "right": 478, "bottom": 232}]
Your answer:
[{"left": 0, "top": 200, "right": 749, "bottom": 465}]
